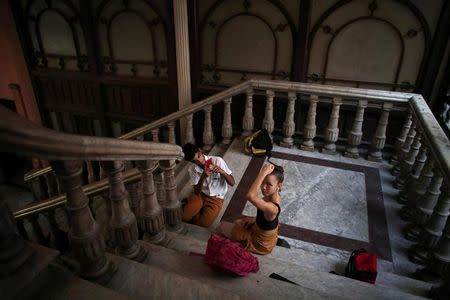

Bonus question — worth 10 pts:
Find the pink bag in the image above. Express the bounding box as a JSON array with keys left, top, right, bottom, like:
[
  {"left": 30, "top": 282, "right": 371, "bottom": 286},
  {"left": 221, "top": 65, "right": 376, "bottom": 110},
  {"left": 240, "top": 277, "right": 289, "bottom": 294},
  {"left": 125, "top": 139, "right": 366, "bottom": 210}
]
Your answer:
[{"left": 204, "top": 234, "right": 259, "bottom": 276}]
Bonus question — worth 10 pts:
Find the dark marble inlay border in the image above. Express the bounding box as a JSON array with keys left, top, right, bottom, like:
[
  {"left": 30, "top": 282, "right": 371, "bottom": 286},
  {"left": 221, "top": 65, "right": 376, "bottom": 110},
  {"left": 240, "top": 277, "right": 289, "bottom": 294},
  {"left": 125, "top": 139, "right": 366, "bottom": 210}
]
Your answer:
[{"left": 222, "top": 151, "right": 392, "bottom": 261}]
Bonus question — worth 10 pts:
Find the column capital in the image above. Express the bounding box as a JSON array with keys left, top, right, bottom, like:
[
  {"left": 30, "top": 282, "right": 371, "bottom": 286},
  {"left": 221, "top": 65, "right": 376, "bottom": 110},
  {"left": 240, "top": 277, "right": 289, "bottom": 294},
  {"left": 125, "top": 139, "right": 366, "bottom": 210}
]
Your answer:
[
  {"left": 287, "top": 91, "right": 297, "bottom": 100},
  {"left": 266, "top": 89, "right": 275, "bottom": 97}
]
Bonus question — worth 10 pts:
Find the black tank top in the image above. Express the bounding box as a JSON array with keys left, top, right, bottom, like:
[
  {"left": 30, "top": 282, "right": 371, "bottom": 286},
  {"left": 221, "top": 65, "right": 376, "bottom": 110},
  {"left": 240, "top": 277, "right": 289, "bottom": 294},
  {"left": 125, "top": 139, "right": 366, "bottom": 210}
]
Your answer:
[{"left": 256, "top": 203, "right": 281, "bottom": 230}]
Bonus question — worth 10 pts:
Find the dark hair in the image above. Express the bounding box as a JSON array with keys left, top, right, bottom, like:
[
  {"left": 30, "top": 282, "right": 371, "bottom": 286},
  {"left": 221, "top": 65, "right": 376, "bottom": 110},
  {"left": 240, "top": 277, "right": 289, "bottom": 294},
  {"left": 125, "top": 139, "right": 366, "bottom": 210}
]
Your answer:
[
  {"left": 182, "top": 143, "right": 199, "bottom": 161},
  {"left": 269, "top": 163, "right": 284, "bottom": 183}
]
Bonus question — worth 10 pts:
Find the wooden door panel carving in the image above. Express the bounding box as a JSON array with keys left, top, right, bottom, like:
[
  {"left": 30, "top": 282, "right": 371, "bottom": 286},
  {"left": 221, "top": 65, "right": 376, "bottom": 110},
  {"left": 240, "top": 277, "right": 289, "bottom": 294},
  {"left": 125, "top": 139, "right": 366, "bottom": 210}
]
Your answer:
[{"left": 15, "top": 0, "right": 177, "bottom": 136}]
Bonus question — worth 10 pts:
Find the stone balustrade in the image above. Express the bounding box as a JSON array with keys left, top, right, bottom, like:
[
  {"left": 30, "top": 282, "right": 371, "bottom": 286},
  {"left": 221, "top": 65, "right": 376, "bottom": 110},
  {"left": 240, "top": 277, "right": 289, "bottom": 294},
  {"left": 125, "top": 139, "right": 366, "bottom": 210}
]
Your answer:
[{"left": 5, "top": 80, "right": 450, "bottom": 291}]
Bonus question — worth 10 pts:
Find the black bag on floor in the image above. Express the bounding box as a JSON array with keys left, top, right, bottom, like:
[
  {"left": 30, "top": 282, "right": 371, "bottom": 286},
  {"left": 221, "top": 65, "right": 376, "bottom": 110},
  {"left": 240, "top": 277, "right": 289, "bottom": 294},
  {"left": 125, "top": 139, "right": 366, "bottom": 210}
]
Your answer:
[{"left": 243, "top": 129, "right": 273, "bottom": 157}]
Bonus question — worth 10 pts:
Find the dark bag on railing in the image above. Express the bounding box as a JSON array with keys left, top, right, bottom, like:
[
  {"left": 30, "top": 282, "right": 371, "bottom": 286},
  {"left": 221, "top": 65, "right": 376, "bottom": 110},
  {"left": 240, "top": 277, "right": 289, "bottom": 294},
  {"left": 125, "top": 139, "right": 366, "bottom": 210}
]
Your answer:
[
  {"left": 243, "top": 129, "right": 273, "bottom": 157},
  {"left": 345, "top": 249, "right": 377, "bottom": 284}
]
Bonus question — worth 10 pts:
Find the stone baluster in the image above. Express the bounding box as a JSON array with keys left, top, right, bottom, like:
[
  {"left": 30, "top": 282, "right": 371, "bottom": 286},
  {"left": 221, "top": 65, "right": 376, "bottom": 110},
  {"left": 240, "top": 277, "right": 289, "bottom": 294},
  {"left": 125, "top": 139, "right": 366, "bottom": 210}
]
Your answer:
[
  {"left": 262, "top": 90, "right": 275, "bottom": 137},
  {"left": 168, "top": 121, "right": 176, "bottom": 144},
  {"left": 51, "top": 160, "right": 115, "bottom": 282},
  {"left": 427, "top": 212, "right": 450, "bottom": 279},
  {"left": 44, "top": 172, "right": 60, "bottom": 197},
  {"left": 392, "top": 123, "right": 416, "bottom": 175},
  {"left": 409, "top": 180, "right": 450, "bottom": 265},
  {"left": 154, "top": 169, "right": 166, "bottom": 207},
  {"left": 137, "top": 160, "right": 166, "bottom": 243},
  {"left": 151, "top": 128, "right": 159, "bottom": 142},
  {"left": 86, "top": 161, "right": 96, "bottom": 183},
  {"left": 202, "top": 105, "right": 214, "bottom": 150},
  {"left": 390, "top": 113, "right": 412, "bottom": 165},
  {"left": 280, "top": 92, "right": 296, "bottom": 148},
  {"left": 29, "top": 214, "right": 47, "bottom": 244},
  {"left": 300, "top": 95, "right": 319, "bottom": 151},
  {"left": 242, "top": 88, "right": 254, "bottom": 136},
  {"left": 99, "top": 164, "right": 116, "bottom": 251},
  {"left": 400, "top": 156, "right": 435, "bottom": 221},
  {"left": 101, "top": 161, "right": 147, "bottom": 262},
  {"left": 159, "top": 160, "right": 183, "bottom": 232},
  {"left": 126, "top": 182, "right": 143, "bottom": 220},
  {"left": 367, "top": 102, "right": 393, "bottom": 162},
  {"left": 344, "top": 100, "right": 368, "bottom": 158},
  {"left": 0, "top": 197, "right": 33, "bottom": 277},
  {"left": 393, "top": 130, "right": 422, "bottom": 190},
  {"left": 184, "top": 114, "right": 195, "bottom": 145},
  {"left": 322, "top": 97, "right": 342, "bottom": 155},
  {"left": 405, "top": 168, "right": 443, "bottom": 242},
  {"left": 221, "top": 97, "right": 233, "bottom": 144},
  {"left": 428, "top": 213, "right": 450, "bottom": 295},
  {"left": 397, "top": 145, "right": 427, "bottom": 205},
  {"left": 29, "top": 177, "right": 46, "bottom": 201}
]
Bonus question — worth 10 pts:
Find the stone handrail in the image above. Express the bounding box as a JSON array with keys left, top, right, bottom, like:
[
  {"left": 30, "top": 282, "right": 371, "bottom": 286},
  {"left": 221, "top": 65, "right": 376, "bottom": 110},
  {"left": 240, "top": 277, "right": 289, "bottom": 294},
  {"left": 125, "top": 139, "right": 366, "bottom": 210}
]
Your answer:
[
  {"left": 14, "top": 168, "right": 141, "bottom": 219},
  {"left": 0, "top": 106, "right": 183, "bottom": 161},
  {"left": 409, "top": 95, "right": 450, "bottom": 181}
]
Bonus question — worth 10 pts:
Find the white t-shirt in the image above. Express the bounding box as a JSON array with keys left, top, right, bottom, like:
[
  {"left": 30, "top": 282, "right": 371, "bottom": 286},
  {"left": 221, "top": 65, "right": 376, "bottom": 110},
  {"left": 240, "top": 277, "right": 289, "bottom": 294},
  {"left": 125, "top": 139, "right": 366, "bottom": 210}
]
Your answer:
[{"left": 188, "top": 155, "right": 232, "bottom": 199}]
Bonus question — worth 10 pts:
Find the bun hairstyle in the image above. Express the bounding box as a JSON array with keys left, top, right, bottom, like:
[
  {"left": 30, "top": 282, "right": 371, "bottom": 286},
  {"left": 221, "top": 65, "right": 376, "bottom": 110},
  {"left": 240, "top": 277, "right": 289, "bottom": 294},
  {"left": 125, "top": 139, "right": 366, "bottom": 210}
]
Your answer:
[{"left": 267, "top": 158, "right": 284, "bottom": 183}]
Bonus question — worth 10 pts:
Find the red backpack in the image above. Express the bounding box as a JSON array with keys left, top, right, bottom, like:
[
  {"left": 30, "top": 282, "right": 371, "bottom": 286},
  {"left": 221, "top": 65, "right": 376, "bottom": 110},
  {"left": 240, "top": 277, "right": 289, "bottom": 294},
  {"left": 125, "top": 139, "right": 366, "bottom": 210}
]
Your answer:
[
  {"left": 345, "top": 249, "right": 378, "bottom": 284},
  {"left": 204, "top": 234, "right": 259, "bottom": 276}
]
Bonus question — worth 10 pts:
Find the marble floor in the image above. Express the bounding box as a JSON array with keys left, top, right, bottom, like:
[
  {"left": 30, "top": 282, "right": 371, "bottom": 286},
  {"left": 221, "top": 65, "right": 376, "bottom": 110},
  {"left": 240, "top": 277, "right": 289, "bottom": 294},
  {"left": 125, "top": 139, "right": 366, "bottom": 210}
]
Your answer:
[{"left": 216, "top": 138, "right": 420, "bottom": 276}]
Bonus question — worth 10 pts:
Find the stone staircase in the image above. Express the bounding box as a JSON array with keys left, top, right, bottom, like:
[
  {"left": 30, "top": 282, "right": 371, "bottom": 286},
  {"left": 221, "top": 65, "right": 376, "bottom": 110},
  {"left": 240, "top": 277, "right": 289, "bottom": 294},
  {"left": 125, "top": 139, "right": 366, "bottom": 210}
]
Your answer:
[
  {"left": 3, "top": 225, "right": 432, "bottom": 299},
  {"left": 3, "top": 138, "right": 438, "bottom": 299}
]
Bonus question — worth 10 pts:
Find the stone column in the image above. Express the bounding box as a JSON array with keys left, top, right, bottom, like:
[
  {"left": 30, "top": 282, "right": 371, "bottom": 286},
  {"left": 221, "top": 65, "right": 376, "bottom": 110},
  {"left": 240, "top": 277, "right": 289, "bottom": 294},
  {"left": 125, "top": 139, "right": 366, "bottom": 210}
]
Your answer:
[
  {"left": 51, "top": 160, "right": 115, "bottom": 282},
  {"left": 44, "top": 172, "right": 60, "bottom": 197},
  {"left": 202, "top": 105, "right": 214, "bottom": 151},
  {"left": 393, "top": 130, "right": 422, "bottom": 190},
  {"left": 159, "top": 159, "right": 183, "bottom": 232},
  {"left": 429, "top": 212, "right": 450, "bottom": 281},
  {"left": 0, "top": 198, "right": 33, "bottom": 277},
  {"left": 137, "top": 160, "right": 166, "bottom": 243},
  {"left": 126, "top": 181, "right": 143, "bottom": 220},
  {"left": 262, "top": 90, "right": 275, "bottom": 136},
  {"left": 300, "top": 94, "right": 319, "bottom": 151},
  {"left": 367, "top": 102, "right": 393, "bottom": 162},
  {"left": 392, "top": 124, "right": 416, "bottom": 175},
  {"left": 184, "top": 114, "right": 195, "bottom": 145},
  {"left": 405, "top": 168, "right": 443, "bottom": 242},
  {"left": 400, "top": 156, "right": 434, "bottom": 221},
  {"left": 151, "top": 129, "right": 159, "bottom": 142},
  {"left": 242, "top": 88, "right": 254, "bottom": 136},
  {"left": 154, "top": 169, "right": 166, "bottom": 207},
  {"left": 409, "top": 180, "right": 450, "bottom": 265},
  {"left": 390, "top": 113, "right": 412, "bottom": 164},
  {"left": 322, "top": 97, "right": 342, "bottom": 155},
  {"left": 344, "top": 100, "right": 367, "bottom": 158},
  {"left": 173, "top": 0, "right": 191, "bottom": 143},
  {"left": 280, "top": 92, "right": 296, "bottom": 148},
  {"left": 397, "top": 145, "right": 427, "bottom": 205},
  {"left": 222, "top": 97, "right": 233, "bottom": 144},
  {"left": 167, "top": 122, "right": 176, "bottom": 144},
  {"left": 101, "top": 161, "right": 147, "bottom": 262},
  {"left": 86, "top": 161, "right": 96, "bottom": 183}
]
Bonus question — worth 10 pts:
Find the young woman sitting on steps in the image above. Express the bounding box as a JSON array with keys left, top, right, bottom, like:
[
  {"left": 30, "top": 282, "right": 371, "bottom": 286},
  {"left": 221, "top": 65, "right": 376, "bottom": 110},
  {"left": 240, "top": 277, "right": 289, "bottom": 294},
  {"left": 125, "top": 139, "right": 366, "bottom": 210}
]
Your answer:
[{"left": 217, "top": 163, "right": 284, "bottom": 255}]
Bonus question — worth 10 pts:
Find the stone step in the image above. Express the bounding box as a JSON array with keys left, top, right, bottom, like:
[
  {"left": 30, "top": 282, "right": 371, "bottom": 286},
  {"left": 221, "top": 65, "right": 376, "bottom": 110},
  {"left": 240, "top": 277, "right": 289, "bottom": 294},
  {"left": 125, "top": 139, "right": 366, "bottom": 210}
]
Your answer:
[
  {"left": 15, "top": 266, "right": 132, "bottom": 300},
  {"left": 139, "top": 240, "right": 335, "bottom": 299},
  {"left": 1, "top": 242, "right": 59, "bottom": 299},
  {"left": 160, "top": 222, "right": 432, "bottom": 299},
  {"left": 103, "top": 251, "right": 242, "bottom": 299}
]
